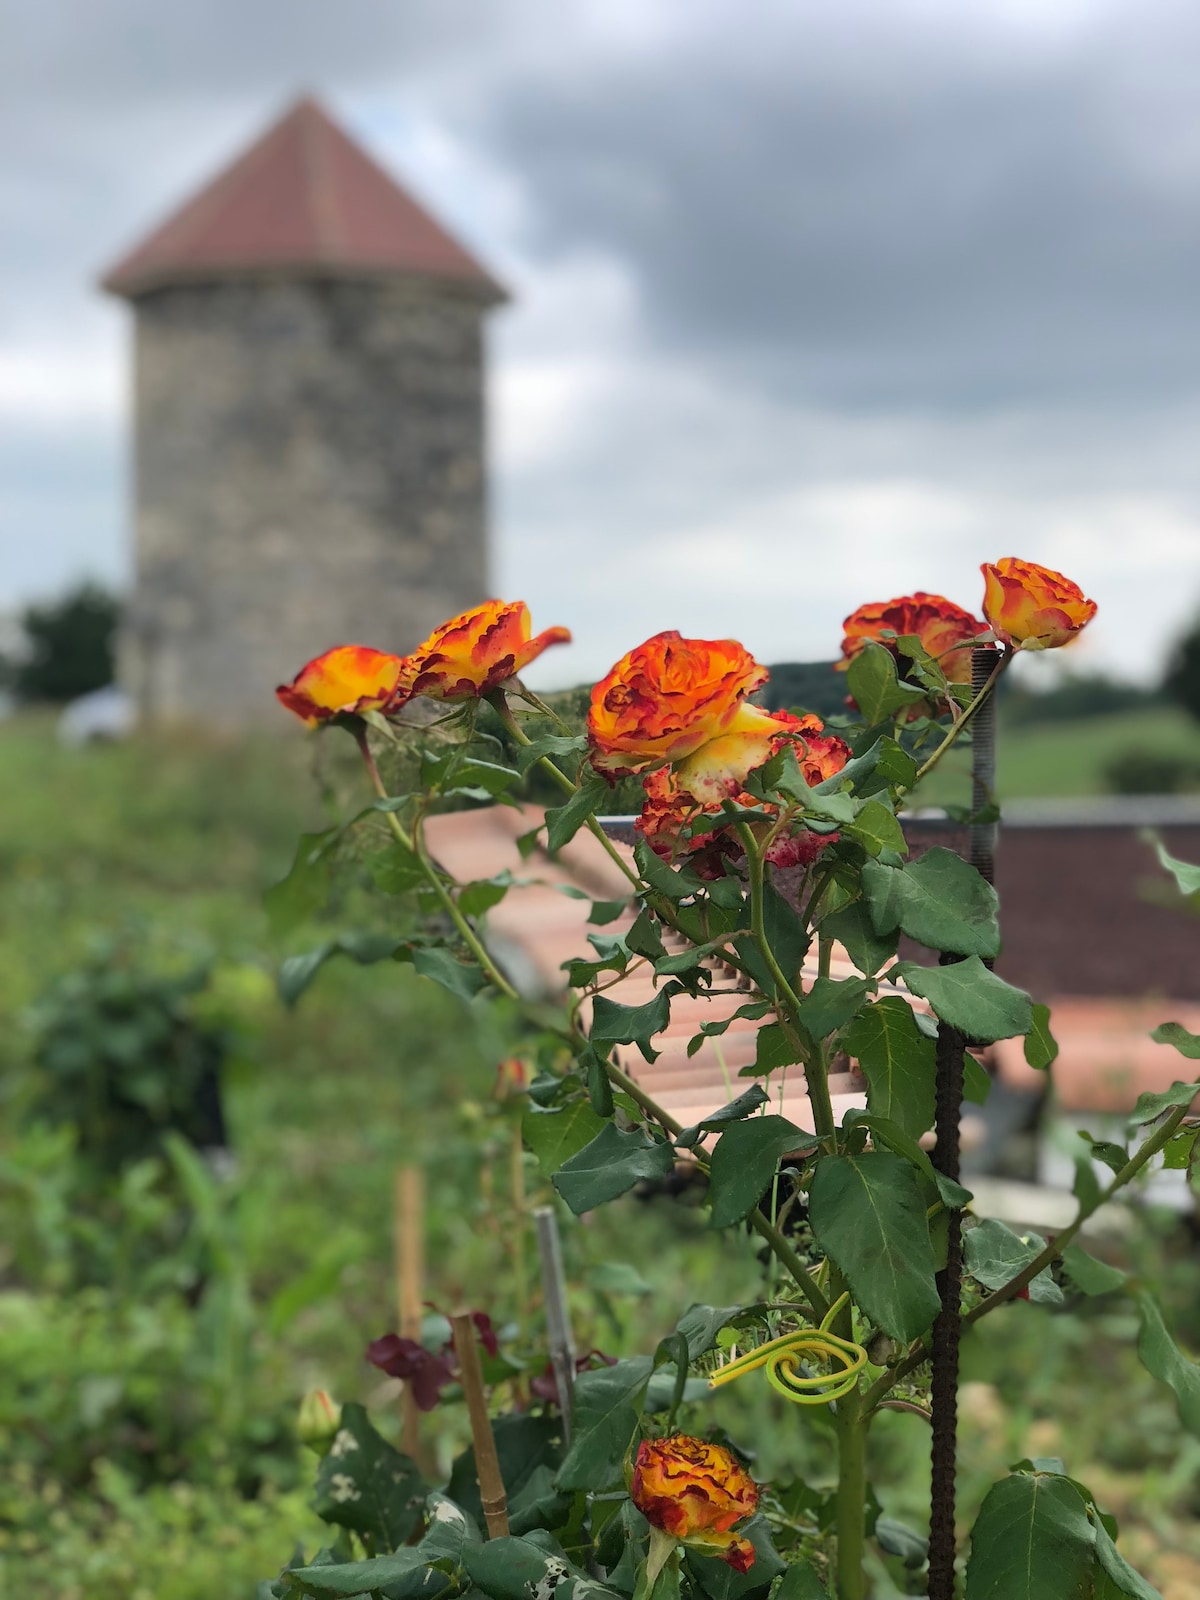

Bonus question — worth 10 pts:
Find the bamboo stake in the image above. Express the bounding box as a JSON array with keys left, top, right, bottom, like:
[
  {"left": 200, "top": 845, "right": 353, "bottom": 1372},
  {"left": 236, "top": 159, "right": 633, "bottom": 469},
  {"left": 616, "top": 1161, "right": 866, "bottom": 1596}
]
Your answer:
[
  {"left": 395, "top": 1166, "right": 425, "bottom": 1462},
  {"left": 450, "top": 1310, "right": 510, "bottom": 1538}
]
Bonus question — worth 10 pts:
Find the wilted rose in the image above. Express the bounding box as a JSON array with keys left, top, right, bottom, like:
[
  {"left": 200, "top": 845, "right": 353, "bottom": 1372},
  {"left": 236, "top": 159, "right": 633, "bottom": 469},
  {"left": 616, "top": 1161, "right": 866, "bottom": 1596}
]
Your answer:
[
  {"left": 840, "top": 592, "right": 985, "bottom": 688},
  {"left": 276, "top": 645, "right": 407, "bottom": 725},
  {"left": 587, "top": 632, "right": 775, "bottom": 777},
  {"left": 981, "top": 558, "right": 1097, "bottom": 650},
  {"left": 630, "top": 1433, "right": 759, "bottom": 1571},
  {"left": 635, "top": 711, "right": 849, "bottom": 876},
  {"left": 400, "top": 600, "right": 571, "bottom": 702}
]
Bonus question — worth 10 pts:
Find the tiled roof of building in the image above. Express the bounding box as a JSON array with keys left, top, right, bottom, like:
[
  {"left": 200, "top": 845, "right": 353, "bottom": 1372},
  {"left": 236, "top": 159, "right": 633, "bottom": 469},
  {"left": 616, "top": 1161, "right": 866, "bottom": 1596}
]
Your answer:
[
  {"left": 102, "top": 96, "right": 504, "bottom": 301},
  {"left": 424, "top": 805, "right": 1197, "bottom": 1126}
]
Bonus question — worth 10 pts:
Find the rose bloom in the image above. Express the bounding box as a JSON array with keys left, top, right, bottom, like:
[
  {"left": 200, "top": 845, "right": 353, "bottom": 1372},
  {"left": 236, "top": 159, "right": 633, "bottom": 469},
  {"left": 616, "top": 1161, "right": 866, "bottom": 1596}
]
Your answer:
[
  {"left": 401, "top": 600, "right": 571, "bottom": 701},
  {"left": 636, "top": 712, "right": 850, "bottom": 875},
  {"left": 840, "top": 592, "right": 985, "bottom": 686},
  {"left": 981, "top": 558, "right": 1097, "bottom": 650},
  {"left": 588, "top": 632, "right": 779, "bottom": 777},
  {"left": 631, "top": 1434, "right": 759, "bottom": 1571},
  {"left": 276, "top": 645, "right": 408, "bottom": 726}
]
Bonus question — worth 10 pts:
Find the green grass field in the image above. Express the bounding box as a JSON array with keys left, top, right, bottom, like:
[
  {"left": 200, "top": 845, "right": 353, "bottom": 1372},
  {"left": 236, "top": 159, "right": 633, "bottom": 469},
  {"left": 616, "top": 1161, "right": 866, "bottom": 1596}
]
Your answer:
[{"left": 2, "top": 710, "right": 1199, "bottom": 1597}]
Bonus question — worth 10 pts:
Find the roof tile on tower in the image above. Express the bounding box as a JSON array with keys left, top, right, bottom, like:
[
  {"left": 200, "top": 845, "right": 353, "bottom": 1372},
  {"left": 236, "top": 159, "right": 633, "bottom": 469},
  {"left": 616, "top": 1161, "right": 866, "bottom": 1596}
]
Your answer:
[{"left": 101, "top": 96, "right": 504, "bottom": 301}]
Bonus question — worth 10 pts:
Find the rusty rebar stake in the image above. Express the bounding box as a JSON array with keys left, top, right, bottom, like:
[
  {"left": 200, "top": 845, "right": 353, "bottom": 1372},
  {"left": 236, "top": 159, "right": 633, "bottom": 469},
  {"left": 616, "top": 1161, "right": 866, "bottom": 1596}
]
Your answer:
[{"left": 928, "top": 646, "right": 997, "bottom": 1600}]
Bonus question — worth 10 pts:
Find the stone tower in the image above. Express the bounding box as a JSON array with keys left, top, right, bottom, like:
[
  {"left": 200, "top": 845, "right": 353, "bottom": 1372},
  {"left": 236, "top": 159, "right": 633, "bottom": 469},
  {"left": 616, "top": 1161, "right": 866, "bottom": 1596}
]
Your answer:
[{"left": 102, "top": 96, "right": 505, "bottom": 724}]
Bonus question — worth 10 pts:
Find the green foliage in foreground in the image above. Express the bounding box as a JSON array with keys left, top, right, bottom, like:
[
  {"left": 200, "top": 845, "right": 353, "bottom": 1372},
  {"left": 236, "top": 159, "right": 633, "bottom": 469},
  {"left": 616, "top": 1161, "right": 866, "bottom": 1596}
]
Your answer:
[{"left": 3, "top": 719, "right": 1200, "bottom": 1598}]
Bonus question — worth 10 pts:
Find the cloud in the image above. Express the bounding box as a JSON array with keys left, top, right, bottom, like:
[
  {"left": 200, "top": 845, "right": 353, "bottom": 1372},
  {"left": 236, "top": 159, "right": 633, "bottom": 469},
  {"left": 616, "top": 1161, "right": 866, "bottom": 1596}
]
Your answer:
[{"left": 2, "top": 0, "right": 1198, "bottom": 689}]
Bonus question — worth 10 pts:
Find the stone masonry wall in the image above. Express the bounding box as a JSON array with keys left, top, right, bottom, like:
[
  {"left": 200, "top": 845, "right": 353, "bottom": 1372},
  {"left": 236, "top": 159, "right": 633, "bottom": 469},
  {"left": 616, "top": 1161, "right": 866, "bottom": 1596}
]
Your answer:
[{"left": 122, "top": 276, "right": 491, "bottom": 724}]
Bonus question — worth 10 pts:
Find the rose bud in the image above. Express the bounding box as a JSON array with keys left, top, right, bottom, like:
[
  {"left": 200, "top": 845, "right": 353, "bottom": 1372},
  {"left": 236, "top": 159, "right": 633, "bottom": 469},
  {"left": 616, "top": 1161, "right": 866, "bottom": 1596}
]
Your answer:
[
  {"left": 276, "top": 646, "right": 408, "bottom": 725},
  {"left": 401, "top": 600, "right": 571, "bottom": 702},
  {"left": 297, "top": 1389, "right": 342, "bottom": 1455},
  {"left": 981, "top": 558, "right": 1097, "bottom": 651},
  {"left": 630, "top": 1433, "right": 759, "bottom": 1572}
]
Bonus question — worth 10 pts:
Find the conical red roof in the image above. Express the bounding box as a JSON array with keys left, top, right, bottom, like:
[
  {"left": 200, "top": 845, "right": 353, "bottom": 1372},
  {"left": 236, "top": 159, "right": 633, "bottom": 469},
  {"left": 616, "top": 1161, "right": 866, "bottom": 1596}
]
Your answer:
[{"left": 102, "top": 96, "right": 504, "bottom": 301}]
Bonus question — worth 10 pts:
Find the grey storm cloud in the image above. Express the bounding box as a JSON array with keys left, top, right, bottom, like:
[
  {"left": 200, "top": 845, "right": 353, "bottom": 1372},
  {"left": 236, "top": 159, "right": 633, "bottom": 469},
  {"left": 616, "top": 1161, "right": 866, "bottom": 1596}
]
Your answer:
[{"left": 467, "top": 1, "right": 1200, "bottom": 410}]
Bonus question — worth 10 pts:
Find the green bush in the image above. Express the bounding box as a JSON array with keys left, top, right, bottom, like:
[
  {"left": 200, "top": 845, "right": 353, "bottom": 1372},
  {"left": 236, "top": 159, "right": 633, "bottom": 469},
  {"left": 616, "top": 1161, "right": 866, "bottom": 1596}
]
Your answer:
[{"left": 13, "top": 583, "right": 120, "bottom": 704}]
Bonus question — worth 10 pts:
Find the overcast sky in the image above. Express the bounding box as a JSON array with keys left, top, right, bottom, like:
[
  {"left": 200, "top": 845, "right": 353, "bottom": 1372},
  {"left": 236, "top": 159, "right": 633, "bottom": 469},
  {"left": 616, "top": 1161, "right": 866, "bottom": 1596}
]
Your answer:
[{"left": 3, "top": 0, "right": 1200, "bottom": 684}]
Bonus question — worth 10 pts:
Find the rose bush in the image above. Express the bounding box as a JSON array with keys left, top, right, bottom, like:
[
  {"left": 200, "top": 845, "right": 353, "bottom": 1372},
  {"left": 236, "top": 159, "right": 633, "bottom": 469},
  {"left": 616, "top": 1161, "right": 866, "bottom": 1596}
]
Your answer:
[{"left": 263, "top": 565, "right": 1198, "bottom": 1600}]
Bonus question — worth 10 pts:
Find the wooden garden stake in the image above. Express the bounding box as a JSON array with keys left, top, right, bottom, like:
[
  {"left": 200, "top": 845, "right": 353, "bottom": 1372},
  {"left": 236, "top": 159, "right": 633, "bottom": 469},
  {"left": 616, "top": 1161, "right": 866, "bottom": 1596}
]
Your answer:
[
  {"left": 928, "top": 645, "right": 998, "bottom": 1600},
  {"left": 395, "top": 1166, "right": 425, "bottom": 1462},
  {"left": 533, "top": 1205, "right": 576, "bottom": 1442},
  {"left": 450, "top": 1309, "right": 510, "bottom": 1538}
]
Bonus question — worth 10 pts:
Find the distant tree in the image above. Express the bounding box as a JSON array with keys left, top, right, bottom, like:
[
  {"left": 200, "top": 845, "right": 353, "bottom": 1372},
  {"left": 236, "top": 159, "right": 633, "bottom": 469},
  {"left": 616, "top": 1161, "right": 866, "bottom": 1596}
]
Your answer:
[
  {"left": 757, "top": 660, "right": 847, "bottom": 720},
  {"left": 1164, "top": 615, "right": 1200, "bottom": 723},
  {"left": 14, "top": 583, "right": 120, "bottom": 703}
]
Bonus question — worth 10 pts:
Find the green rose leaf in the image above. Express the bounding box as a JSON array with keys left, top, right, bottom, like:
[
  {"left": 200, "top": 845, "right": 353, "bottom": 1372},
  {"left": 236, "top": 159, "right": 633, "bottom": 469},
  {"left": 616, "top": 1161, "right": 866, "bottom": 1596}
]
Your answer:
[
  {"left": 963, "top": 1218, "right": 1063, "bottom": 1306},
  {"left": 863, "top": 849, "right": 1000, "bottom": 959},
  {"left": 808, "top": 1151, "right": 940, "bottom": 1342},
  {"left": 634, "top": 837, "right": 708, "bottom": 900},
  {"left": 279, "top": 933, "right": 404, "bottom": 1007},
  {"left": 1060, "top": 1243, "right": 1128, "bottom": 1297},
  {"left": 312, "top": 1401, "right": 425, "bottom": 1552},
  {"left": 411, "top": 947, "right": 490, "bottom": 1003},
  {"left": 522, "top": 1100, "right": 607, "bottom": 1179},
  {"left": 762, "top": 882, "right": 812, "bottom": 983},
  {"left": 465, "top": 1536, "right": 625, "bottom": 1600},
  {"left": 457, "top": 874, "right": 512, "bottom": 916},
  {"left": 1136, "top": 1290, "right": 1200, "bottom": 1436},
  {"left": 841, "top": 996, "right": 936, "bottom": 1139},
  {"left": 674, "top": 1303, "right": 747, "bottom": 1361},
  {"left": 752, "top": 1021, "right": 803, "bottom": 1076},
  {"left": 846, "top": 641, "right": 927, "bottom": 724},
  {"left": 555, "top": 1357, "right": 655, "bottom": 1491},
  {"left": 1024, "top": 1003, "right": 1059, "bottom": 1071},
  {"left": 448, "top": 1416, "right": 564, "bottom": 1537},
  {"left": 1128, "top": 1080, "right": 1200, "bottom": 1125},
  {"left": 1092, "top": 1512, "right": 1164, "bottom": 1600},
  {"left": 819, "top": 899, "right": 899, "bottom": 978},
  {"left": 265, "top": 828, "right": 338, "bottom": 935},
  {"left": 552, "top": 1123, "right": 675, "bottom": 1214},
  {"left": 769, "top": 1560, "right": 832, "bottom": 1600},
  {"left": 845, "top": 799, "right": 908, "bottom": 858},
  {"left": 590, "top": 989, "right": 672, "bottom": 1062},
  {"left": 283, "top": 1551, "right": 450, "bottom": 1599},
  {"left": 708, "top": 1115, "right": 817, "bottom": 1229},
  {"left": 545, "top": 775, "right": 610, "bottom": 853},
  {"left": 1146, "top": 834, "right": 1200, "bottom": 896},
  {"left": 894, "top": 958, "right": 1033, "bottom": 1043},
  {"left": 964, "top": 1470, "right": 1096, "bottom": 1600},
  {"left": 1152, "top": 1021, "right": 1200, "bottom": 1060},
  {"left": 513, "top": 731, "right": 588, "bottom": 774},
  {"left": 676, "top": 1084, "right": 770, "bottom": 1149},
  {"left": 797, "top": 976, "right": 876, "bottom": 1041}
]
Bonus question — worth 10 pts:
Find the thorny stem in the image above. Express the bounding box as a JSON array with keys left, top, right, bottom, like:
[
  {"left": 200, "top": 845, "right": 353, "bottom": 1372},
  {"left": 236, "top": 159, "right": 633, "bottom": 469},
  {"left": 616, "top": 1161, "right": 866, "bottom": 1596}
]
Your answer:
[
  {"left": 487, "top": 690, "right": 640, "bottom": 889},
  {"left": 601, "top": 1052, "right": 830, "bottom": 1321},
  {"left": 736, "top": 822, "right": 838, "bottom": 1152},
  {"left": 861, "top": 1103, "right": 1191, "bottom": 1415},
  {"left": 354, "top": 728, "right": 521, "bottom": 1002},
  {"left": 905, "top": 648, "right": 1010, "bottom": 794}
]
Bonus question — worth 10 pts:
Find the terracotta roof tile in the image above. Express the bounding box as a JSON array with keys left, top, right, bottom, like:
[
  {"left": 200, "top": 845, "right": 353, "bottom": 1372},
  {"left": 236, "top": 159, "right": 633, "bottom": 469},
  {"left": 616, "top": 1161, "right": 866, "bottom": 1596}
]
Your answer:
[{"left": 102, "top": 96, "right": 504, "bottom": 301}]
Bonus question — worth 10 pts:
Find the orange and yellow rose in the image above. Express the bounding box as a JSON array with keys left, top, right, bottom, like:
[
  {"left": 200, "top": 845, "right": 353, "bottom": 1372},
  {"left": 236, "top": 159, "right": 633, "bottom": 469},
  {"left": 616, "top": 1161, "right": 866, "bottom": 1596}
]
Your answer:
[
  {"left": 401, "top": 600, "right": 571, "bottom": 702},
  {"left": 275, "top": 645, "right": 408, "bottom": 726},
  {"left": 981, "top": 558, "right": 1097, "bottom": 650},
  {"left": 840, "top": 592, "right": 985, "bottom": 686},
  {"left": 630, "top": 1434, "right": 759, "bottom": 1571},
  {"left": 635, "top": 711, "right": 849, "bottom": 876},
  {"left": 588, "top": 632, "right": 774, "bottom": 777}
]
